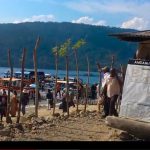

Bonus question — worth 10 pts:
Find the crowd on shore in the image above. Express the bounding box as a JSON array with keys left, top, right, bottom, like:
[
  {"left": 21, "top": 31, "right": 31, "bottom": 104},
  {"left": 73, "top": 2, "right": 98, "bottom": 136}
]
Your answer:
[{"left": 0, "top": 66, "right": 123, "bottom": 122}]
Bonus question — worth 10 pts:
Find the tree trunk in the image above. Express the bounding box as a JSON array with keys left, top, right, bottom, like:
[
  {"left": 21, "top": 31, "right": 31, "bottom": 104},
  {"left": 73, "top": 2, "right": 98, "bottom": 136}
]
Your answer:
[
  {"left": 66, "top": 55, "right": 69, "bottom": 117},
  {"left": 16, "top": 48, "right": 26, "bottom": 123},
  {"left": 53, "top": 51, "right": 58, "bottom": 116},
  {"left": 33, "top": 37, "right": 40, "bottom": 117},
  {"left": 6, "top": 49, "right": 13, "bottom": 123},
  {"left": 74, "top": 49, "right": 79, "bottom": 112},
  {"left": 84, "top": 56, "right": 90, "bottom": 112},
  {"left": 106, "top": 116, "right": 150, "bottom": 140}
]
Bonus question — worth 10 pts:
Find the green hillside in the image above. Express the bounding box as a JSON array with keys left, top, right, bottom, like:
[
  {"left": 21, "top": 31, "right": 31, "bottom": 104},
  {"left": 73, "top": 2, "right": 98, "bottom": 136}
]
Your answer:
[{"left": 0, "top": 22, "right": 137, "bottom": 71}]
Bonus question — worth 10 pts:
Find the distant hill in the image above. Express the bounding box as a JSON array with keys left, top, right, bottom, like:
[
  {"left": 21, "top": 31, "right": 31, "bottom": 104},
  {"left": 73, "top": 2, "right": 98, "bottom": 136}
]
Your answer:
[{"left": 0, "top": 22, "right": 137, "bottom": 71}]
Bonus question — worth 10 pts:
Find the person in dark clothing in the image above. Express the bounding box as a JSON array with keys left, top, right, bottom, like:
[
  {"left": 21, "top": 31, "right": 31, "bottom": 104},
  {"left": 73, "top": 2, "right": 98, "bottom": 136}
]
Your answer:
[
  {"left": 59, "top": 93, "right": 67, "bottom": 113},
  {"left": 21, "top": 89, "right": 29, "bottom": 115},
  {"left": 2, "top": 91, "right": 7, "bottom": 117},
  {"left": 91, "top": 84, "right": 97, "bottom": 100},
  {"left": 0, "top": 95, "right": 5, "bottom": 122},
  {"left": 69, "top": 89, "right": 75, "bottom": 107},
  {"left": 46, "top": 89, "right": 53, "bottom": 110}
]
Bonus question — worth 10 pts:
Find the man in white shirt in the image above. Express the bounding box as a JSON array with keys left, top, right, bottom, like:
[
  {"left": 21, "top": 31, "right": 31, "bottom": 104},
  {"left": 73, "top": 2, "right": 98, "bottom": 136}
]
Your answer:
[{"left": 101, "top": 68, "right": 121, "bottom": 117}]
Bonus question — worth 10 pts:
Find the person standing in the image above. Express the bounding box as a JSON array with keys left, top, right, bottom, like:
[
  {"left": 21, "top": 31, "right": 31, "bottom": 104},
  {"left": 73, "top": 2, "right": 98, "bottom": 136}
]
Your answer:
[
  {"left": 99, "top": 66, "right": 110, "bottom": 116},
  {"left": 2, "top": 90, "right": 7, "bottom": 117},
  {"left": 102, "top": 68, "right": 121, "bottom": 117},
  {"left": 0, "top": 94, "right": 5, "bottom": 122},
  {"left": 20, "top": 89, "right": 29, "bottom": 115},
  {"left": 46, "top": 89, "right": 54, "bottom": 110},
  {"left": 10, "top": 91, "right": 18, "bottom": 117}
]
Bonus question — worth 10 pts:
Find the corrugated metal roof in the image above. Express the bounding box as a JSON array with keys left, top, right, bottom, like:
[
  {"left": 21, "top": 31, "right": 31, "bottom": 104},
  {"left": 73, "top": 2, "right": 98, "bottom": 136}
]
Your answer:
[{"left": 109, "top": 30, "right": 150, "bottom": 42}]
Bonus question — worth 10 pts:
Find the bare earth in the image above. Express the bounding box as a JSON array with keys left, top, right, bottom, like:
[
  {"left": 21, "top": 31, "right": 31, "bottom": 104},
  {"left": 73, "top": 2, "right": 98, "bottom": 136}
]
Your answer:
[{"left": 0, "top": 104, "right": 137, "bottom": 141}]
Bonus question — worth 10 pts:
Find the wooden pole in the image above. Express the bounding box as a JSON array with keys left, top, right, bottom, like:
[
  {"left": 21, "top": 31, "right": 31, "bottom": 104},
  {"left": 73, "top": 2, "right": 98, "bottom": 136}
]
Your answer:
[
  {"left": 84, "top": 56, "right": 90, "bottom": 112},
  {"left": 74, "top": 49, "right": 79, "bottom": 112},
  {"left": 106, "top": 116, "right": 150, "bottom": 140},
  {"left": 66, "top": 55, "right": 69, "bottom": 117},
  {"left": 33, "top": 37, "right": 40, "bottom": 117},
  {"left": 6, "top": 49, "right": 13, "bottom": 123},
  {"left": 16, "top": 48, "right": 26, "bottom": 123},
  {"left": 53, "top": 47, "right": 58, "bottom": 116}
]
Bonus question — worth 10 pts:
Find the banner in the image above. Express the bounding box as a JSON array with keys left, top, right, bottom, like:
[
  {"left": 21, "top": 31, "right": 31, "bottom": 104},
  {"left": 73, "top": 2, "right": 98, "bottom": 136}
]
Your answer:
[{"left": 119, "top": 59, "right": 150, "bottom": 122}]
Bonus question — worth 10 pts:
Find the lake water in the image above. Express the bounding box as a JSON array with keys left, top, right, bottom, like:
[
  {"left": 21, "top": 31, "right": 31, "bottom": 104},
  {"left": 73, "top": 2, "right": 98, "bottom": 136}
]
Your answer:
[{"left": 0, "top": 67, "right": 100, "bottom": 85}]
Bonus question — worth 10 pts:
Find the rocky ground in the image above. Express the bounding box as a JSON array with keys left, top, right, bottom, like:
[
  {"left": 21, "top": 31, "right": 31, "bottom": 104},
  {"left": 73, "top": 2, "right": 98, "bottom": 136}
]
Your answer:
[{"left": 0, "top": 104, "right": 139, "bottom": 141}]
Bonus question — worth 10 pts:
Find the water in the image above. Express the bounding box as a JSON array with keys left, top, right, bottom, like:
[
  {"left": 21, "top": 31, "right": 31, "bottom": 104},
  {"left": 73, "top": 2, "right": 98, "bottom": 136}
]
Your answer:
[{"left": 0, "top": 67, "right": 99, "bottom": 85}]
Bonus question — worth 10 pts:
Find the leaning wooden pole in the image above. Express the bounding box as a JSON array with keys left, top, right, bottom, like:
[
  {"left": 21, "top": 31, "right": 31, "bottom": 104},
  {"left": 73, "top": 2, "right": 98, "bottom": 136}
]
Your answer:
[
  {"left": 53, "top": 48, "right": 58, "bottom": 116},
  {"left": 6, "top": 49, "right": 13, "bottom": 123},
  {"left": 74, "top": 49, "right": 79, "bottom": 113},
  {"left": 16, "top": 48, "right": 26, "bottom": 123},
  {"left": 84, "top": 56, "right": 90, "bottom": 112},
  {"left": 33, "top": 37, "right": 40, "bottom": 117}
]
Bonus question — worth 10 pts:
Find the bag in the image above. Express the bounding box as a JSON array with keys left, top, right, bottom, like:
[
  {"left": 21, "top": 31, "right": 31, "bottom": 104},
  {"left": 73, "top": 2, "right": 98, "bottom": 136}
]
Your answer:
[{"left": 97, "top": 95, "right": 105, "bottom": 105}]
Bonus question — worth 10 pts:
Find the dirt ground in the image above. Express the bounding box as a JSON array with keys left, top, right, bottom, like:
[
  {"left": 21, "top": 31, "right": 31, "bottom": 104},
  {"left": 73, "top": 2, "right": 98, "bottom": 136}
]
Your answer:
[{"left": 0, "top": 104, "right": 137, "bottom": 141}]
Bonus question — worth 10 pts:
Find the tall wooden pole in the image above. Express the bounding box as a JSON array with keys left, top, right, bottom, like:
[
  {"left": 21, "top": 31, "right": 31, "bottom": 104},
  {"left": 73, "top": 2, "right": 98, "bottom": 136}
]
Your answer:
[
  {"left": 84, "top": 56, "right": 90, "bottom": 112},
  {"left": 16, "top": 48, "right": 26, "bottom": 123},
  {"left": 33, "top": 37, "right": 40, "bottom": 117},
  {"left": 66, "top": 55, "right": 69, "bottom": 117},
  {"left": 74, "top": 49, "right": 79, "bottom": 112},
  {"left": 6, "top": 49, "right": 13, "bottom": 123},
  {"left": 53, "top": 47, "right": 58, "bottom": 116}
]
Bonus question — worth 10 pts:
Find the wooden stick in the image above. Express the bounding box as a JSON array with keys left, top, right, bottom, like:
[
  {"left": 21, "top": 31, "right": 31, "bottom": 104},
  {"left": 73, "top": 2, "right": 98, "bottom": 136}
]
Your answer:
[
  {"left": 74, "top": 49, "right": 79, "bottom": 112},
  {"left": 84, "top": 56, "right": 90, "bottom": 112},
  {"left": 33, "top": 36, "right": 40, "bottom": 117},
  {"left": 16, "top": 48, "right": 26, "bottom": 123},
  {"left": 53, "top": 47, "right": 58, "bottom": 115},
  {"left": 66, "top": 55, "right": 69, "bottom": 117},
  {"left": 6, "top": 49, "right": 13, "bottom": 123}
]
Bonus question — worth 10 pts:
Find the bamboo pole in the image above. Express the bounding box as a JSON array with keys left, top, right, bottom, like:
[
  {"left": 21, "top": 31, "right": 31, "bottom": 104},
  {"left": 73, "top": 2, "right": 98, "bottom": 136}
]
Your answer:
[
  {"left": 6, "top": 49, "right": 13, "bottom": 123},
  {"left": 16, "top": 48, "right": 26, "bottom": 123},
  {"left": 33, "top": 37, "right": 40, "bottom": 117}
]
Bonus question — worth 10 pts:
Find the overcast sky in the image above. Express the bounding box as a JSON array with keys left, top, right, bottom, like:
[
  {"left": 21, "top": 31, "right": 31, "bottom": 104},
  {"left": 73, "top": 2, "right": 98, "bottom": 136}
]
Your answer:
[{"left": 0, "top": 0, "right": 150, "bottom": 30}]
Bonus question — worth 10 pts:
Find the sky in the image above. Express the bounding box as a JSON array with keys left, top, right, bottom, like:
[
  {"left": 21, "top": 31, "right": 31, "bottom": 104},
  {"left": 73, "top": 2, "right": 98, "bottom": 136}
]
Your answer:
[{"left": 0, "top": 0, "right": 150, "bottom": 30}]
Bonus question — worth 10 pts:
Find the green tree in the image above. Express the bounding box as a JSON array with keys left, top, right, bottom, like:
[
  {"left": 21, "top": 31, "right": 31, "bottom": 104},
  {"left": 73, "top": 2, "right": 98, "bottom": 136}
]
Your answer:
[
  {"left": 59, "top": 39, "right": 71, "bottom": 117},
  {"left": 72, "top": 39, "right": 86, "bottom": 113}
]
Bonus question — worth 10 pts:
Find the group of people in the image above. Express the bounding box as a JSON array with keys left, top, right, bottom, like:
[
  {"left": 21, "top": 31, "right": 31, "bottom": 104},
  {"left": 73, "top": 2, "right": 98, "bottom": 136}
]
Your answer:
[
  {"left": 98, "top": 66, "right": 123, "bottom": 118},
  {"left": 46, "top": 87, "right": 75, "bottom": 113},
  {"left": 0, "top": 89, "right": 30, "bottom": 121}
]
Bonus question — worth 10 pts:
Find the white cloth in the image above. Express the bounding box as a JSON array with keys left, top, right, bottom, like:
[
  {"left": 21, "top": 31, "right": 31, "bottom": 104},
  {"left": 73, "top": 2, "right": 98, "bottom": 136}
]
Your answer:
[
  {"left": 101, "top": 72, "right": 110, "bottom": 89},
  {"left": 106, "top": 77, "right": 120, "bottom": 98}
]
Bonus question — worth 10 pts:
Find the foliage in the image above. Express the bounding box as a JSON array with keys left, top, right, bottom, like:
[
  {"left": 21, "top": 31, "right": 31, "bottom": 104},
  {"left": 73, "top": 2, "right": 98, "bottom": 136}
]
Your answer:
[
  {"left": 59, "top": 39, "right": 71, "bottom": 57},
  {"left": 72, "top": 39, "right": 86, "bottom": 50}
]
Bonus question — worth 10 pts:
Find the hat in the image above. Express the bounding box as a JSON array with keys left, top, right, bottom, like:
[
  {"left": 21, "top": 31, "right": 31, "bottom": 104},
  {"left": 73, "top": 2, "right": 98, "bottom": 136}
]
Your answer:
[
  {"left": 102, "top": 66, "right": 109, "bottom": 72},
  {"left": 23, "top": 89, "right": 28, "bottom": 93}
]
